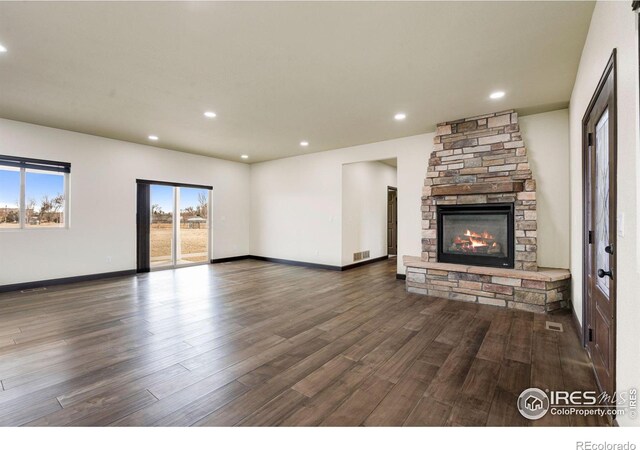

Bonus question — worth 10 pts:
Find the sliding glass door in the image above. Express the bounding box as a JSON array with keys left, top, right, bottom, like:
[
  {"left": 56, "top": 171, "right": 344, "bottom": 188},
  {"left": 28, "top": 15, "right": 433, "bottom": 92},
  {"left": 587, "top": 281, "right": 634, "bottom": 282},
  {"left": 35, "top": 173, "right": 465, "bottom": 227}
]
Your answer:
[
  {"left": 141, "top": 181, "right": 211, "bottom": 271},
  {"left": 177, "top": 187, "right": 210, "bottom": 265},
  {"left": 150, "top": 184, "right": 175, "bottom": 268}
]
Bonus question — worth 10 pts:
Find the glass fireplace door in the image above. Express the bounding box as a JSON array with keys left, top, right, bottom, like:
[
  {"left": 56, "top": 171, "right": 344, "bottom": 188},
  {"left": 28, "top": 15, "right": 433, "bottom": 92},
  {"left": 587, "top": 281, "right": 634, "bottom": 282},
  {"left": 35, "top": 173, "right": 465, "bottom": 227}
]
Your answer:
[
  {"left": 437, "top": 203, "right": 514, "bottom": 268},
  {"left": 442, "top": 214, "right": 509, "bottom": 258}
]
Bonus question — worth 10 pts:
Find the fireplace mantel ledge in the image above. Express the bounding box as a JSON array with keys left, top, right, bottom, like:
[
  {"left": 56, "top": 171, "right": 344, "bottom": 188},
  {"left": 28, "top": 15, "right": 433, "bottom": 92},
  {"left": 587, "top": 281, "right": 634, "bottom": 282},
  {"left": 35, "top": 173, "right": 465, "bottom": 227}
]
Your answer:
[
  {"left": 429, "top": 181, "right": 524, "bottom": 197},
  {"left": 402, "top": 255, "right": 570, "bottom": 282}
]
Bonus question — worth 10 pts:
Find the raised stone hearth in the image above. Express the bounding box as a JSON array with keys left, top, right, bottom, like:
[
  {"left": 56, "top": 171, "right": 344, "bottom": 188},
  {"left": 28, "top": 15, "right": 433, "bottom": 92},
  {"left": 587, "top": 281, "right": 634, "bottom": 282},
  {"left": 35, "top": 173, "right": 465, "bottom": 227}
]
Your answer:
[
  {"left": 405, "top": 110, "right": 571, "bottom": 313},
  {"left": 403, "top": 256, "right": 570, "bottom": 314}
]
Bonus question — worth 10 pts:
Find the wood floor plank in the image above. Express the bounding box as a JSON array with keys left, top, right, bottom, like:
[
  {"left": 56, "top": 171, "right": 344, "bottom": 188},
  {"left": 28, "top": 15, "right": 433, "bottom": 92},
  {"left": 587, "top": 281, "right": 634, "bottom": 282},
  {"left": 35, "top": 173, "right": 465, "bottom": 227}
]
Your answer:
[
  {"left": 423, "top": 349, "right": 476, "bottom": 407},
  {"left": 28, "top": 388, "right": 157, "bottom": 426},
  {"left": 57, "top": 363, "right": 189, "bottom": 408},
  {"left": 320, "top": 375, "right": 394, "bottom": 426},
  {"left": 151, "top": 381, "right": 251, "bottom": 427},
  {"left": 237, "top": 388, "right": 308, "bottom": 426},
  {"left": 416, "top": 340, "right": 453, "bottom": 367},
  {"left": 486, "top": 387, "right": 528, "bottom": 427},
  {"left": 364, "top": 360, "right": 439, "bottom": 426},
  {"left": 447, "top": 357, "right": 500, "bottom": 426},
  {"left": 403, "top": 395, "right": 451, "bottom": 426},
  {"left": 504, "top": 317, "right": 533, "bottom": 364},
  {"left": 0, "top": 397, "right": 62, "bottom": 426},
  {"left": 69, "top": 390, "right": 158, "bottom": 426},
  {"left": 373, "top": 312, "right": 451, "bottom": 383},
  {"left": 280, "top": 363, "right": 376, "bottom": 426},
  {"left": 292, "top": 355, "right": 355, "bottom": 398},
  {"left": 530, "top": 329, "right": 570, "bottom": 427}
]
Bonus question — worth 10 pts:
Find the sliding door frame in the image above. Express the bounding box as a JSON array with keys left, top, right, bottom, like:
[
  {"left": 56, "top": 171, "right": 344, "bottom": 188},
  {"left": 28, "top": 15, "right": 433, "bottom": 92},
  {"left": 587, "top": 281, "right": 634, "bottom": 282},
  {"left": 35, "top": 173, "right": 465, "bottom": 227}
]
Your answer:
[
  {"left": 136, "top": 179, "right": 213, "bottom": 273},
  {"left": 136, "top": 183, "right": 151, "bottom": 273}
]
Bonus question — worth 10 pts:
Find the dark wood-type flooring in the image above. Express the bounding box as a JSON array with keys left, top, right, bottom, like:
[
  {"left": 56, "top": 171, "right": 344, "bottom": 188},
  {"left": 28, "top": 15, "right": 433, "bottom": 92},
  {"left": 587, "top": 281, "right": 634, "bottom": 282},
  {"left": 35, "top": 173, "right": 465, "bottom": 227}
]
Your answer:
[{"left": 0, "top": 259, "right": 606, "bottom": 426}]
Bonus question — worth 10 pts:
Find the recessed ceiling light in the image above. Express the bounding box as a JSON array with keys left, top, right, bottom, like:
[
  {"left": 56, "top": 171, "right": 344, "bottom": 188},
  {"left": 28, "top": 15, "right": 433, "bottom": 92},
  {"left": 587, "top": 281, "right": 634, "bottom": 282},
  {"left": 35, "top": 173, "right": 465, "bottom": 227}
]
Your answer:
[
  {"left": 0, "top": 44, "right": 7, "bottom": 53},
  {"left": 394, "top": 113, "right": 406, "bottom": 121},
  {"left": 148, "top": 135, "right": 159, "bottom": 141},
  {"left": 241, "top": 154, "right": 249, "bottom": 159},
  {"left": 204, "top": 111, "right": 216, "bottom": 118},
  {"left": 490, "top": 91, "right": 505, "bottom": 99},
  {"left": 300, "top": 141, "right": 309, "bottom": 147}
]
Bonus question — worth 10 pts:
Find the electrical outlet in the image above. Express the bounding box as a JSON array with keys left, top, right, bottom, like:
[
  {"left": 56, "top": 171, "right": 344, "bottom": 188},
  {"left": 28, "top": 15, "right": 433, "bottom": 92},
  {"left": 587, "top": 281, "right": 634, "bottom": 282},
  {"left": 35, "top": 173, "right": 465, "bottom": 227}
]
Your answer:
[{"left": 106, "top": 256, "right": 112, "bottom": 263}]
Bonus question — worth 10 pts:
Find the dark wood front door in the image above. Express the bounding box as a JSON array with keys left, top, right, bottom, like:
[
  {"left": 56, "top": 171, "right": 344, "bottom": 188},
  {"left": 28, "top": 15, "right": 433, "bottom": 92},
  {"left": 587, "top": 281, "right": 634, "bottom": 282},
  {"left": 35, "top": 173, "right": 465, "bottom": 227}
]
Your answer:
[
  {"left": 583, "top": 50, "right": 617, "bottom": 397},
  {"left": 387, "top": 187, "right": 397, "bottom": 255}
]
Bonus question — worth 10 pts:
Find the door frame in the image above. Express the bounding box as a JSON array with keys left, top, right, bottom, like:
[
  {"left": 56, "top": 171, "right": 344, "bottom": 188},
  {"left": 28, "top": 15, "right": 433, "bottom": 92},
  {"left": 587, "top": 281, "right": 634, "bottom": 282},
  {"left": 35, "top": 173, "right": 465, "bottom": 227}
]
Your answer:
[
  {"left": 387, "top": 186, "right": 398, "bottom": 256},
  {"left": 136, "top": 179, "right": 213, "bottom": 273},
  {"left": 581, "top": 49, "right": 617, "bottom": 395}
]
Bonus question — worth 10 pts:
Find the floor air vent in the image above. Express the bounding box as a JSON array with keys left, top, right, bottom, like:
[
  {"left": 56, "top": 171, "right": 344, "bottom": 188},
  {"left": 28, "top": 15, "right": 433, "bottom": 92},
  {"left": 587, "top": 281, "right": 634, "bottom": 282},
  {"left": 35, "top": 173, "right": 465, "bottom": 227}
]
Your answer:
[
  {"left": 21, "top": 287, "right": 48, "bottom": 293},
  {"left": 545, "top": 321, "right": 564, "bottom": 332}
]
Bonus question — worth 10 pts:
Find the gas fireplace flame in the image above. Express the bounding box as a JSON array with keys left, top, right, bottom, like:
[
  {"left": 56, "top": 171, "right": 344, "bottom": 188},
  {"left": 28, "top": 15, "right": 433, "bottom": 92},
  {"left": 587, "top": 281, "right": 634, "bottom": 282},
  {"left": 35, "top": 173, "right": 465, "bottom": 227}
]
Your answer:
[
  {"left": 449, "top": 228, "right": 502, "bottom": 255},
  {"left": 463, "top": 229, "right": 494, "bottom": 240}
]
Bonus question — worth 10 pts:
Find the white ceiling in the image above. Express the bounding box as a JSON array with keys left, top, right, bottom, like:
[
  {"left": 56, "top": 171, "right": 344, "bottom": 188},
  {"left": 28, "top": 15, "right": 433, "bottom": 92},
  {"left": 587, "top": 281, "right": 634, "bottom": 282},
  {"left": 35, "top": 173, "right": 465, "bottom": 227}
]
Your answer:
[{"left": 0, "top": 1, "right": 594, "bottom": 163}]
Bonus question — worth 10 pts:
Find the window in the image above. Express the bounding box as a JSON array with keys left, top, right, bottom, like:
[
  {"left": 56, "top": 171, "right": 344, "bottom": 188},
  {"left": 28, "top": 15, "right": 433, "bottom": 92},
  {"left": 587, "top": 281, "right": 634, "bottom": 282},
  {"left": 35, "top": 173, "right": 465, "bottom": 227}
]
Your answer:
[
  {"left": 0, "top": 166, "right": 20, "bottom": 228},
  {"left": 0, "top": 155, "right": 70, "bottom": 229}
]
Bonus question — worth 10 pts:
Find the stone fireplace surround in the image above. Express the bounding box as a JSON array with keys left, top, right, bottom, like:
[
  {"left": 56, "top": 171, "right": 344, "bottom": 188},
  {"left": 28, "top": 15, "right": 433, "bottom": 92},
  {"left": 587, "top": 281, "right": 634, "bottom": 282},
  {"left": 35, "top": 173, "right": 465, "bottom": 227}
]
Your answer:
[{"left": 404, "top": 110, "right": 570, "bottom": 313}]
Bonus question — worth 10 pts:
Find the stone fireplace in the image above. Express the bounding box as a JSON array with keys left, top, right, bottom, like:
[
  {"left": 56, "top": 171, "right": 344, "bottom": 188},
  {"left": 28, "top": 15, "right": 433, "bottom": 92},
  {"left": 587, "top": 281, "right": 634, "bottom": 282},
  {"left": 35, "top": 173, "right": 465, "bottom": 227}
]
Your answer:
[
  {"left": 422, "top": 109, "right": 537, "bottom": 271},
  {"left": 403, "top": 110, "right": 570, "bottom": 313}
]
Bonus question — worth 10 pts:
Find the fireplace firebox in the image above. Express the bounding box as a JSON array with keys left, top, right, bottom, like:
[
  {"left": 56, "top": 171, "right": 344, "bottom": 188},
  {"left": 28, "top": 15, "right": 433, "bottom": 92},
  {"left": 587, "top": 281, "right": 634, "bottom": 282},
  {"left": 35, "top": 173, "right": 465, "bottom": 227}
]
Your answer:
[{"left": 437, "top": 203, "right": 514, "bottom": 268}]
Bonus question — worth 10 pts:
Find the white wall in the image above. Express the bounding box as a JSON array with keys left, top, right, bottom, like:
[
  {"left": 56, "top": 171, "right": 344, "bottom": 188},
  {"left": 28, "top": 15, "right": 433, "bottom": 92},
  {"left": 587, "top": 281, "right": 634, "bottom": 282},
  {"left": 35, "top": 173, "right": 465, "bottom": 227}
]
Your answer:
[
  {"left": 0, "top": 118, "right": 251, "bottom": 285},
  {"left": 568, "top": 1, "right": 639, "bottom": 427},
  {"left": 250, "top": 109, "right": 570, "bottom": 274},
  {"left": 520, "top": 109, "right": 570, "bottom": 269},
  {"left": 250, "top": 134, "right": 431, "bottom": 273},
  {"left": 341, "top": 161, "right": 397, "bottom": 266}
]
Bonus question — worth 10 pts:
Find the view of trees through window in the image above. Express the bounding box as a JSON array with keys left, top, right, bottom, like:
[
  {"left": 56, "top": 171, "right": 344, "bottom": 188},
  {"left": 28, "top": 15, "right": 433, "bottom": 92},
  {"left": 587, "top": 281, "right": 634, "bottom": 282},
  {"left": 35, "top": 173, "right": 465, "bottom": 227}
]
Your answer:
[
  {"left": 0, "top": 166, "right": 20, "bottom": 228},
  {"left": 0, "top": 166, "right": 67, "bottom": 229},
  {"left": 179, "top": 187, "right": 209, "bottom": 264},
  {"left": 149, "top": 184, "right": 210, "bottom": 268},
  {"left": 25, "top": 170, "right": 65, "bottom": 227}
]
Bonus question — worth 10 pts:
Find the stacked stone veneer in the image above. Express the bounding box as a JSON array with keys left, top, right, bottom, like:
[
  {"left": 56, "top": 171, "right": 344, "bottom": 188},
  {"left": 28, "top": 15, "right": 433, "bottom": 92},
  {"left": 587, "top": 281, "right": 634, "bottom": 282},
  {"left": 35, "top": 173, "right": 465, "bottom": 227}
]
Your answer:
[
  {"left": 422, "top": 109, "right": 538, "bottom": 271},
  {"left": 404, "top": 260, "right": 570, "bottom": 313}
]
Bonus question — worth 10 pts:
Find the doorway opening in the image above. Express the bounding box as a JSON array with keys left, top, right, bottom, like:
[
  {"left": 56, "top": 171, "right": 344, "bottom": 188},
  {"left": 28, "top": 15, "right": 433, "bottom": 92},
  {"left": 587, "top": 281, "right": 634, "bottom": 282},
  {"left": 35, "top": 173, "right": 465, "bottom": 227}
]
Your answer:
[
  {"left": 387, "top": 186, "right": 397, "bottom": 256},
  {"left": 582, "top": 50, "right": 617, "bottom": 400},
  {"left": 136, "top": 180, "right": 212, "bottom": 272},
  {"left": 340, "top": 159, "right": 397, "bottom": 269}
]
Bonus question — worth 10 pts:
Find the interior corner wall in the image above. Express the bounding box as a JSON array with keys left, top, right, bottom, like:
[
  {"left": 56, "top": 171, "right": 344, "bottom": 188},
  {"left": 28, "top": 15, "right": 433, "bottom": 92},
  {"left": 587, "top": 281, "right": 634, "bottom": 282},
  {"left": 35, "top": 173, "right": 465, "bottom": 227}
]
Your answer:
[
  {"left": 519, "top": 109, "right": 570, "bottom": 269},
  {"left": 341, "top": 161, "right": 397, "bottom": 266},
  {"left": 0, "top": 118, "right": 251, "bottom": 286},
  {"left": 568, "top": 1, "right": 639, "bottom": 426},
  {"left": 250, "top": 134, "right": 432, "bottom": 273}
]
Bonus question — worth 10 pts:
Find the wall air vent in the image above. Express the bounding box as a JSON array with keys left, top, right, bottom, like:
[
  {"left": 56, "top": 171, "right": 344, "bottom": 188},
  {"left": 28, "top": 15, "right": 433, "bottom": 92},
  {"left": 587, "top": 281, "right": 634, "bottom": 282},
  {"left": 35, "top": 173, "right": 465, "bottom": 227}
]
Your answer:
[{"left": 353, "top": 250, "right": 370, "bottom": 262}]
